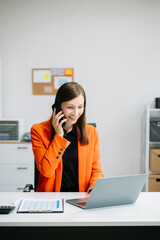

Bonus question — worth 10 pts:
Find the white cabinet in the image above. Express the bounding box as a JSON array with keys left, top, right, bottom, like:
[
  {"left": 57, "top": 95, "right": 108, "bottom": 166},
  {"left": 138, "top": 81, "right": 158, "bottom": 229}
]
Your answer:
[
  {"left": 0, "top": 142, "right": 34, "bottom": 191},
  {"left": 144, "top": 106, "right": 160, "bottom": 191},
  {"left": 0, "top": 59, "right": 2, "bottom": 118}
]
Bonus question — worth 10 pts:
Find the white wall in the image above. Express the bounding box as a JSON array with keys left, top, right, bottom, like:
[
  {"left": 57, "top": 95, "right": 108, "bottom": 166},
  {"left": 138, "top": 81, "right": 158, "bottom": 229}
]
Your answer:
[{"left": 0, "top": 0, "right": 160, "bottom": 177}]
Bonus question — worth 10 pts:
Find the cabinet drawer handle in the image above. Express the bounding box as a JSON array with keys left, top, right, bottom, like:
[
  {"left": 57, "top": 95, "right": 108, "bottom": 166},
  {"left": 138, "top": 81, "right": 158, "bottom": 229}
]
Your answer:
[
  {"left": 17, "top": 187, "right": 24, "bottom": 190},
  {"left": 17, "top": 167, "right": 28, "bottom": 170},
  {"left": 17, "top": 147, "right": 28, "bottom": 150}
]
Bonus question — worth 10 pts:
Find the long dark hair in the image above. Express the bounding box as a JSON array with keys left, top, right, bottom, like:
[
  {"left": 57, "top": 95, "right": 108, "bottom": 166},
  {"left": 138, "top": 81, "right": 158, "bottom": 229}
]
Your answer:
[{"left": 51, "top": 82, "right": 89, "bottom": 145}]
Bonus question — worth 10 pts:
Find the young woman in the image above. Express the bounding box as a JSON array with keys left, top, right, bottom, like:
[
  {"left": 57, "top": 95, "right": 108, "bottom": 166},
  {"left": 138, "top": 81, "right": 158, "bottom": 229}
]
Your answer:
[{"left": 31, "top": 82, "right": 104, "bottom": 192}]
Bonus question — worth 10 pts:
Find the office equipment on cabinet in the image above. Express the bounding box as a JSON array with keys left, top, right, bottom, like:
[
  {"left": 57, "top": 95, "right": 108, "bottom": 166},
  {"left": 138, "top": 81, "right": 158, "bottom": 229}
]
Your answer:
[
  {"left": 0, "top": 119, "right": 24, "bottom": 142},
  {"left": 22, "top": 132, "right": 31, "bottom": 142},
  {"left": 144, "top": 105, "right": 160, "bottom": 191}
]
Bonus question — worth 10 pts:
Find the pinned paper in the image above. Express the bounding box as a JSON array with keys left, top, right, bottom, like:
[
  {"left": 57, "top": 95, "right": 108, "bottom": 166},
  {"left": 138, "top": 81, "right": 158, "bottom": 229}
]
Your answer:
[
  {"left": 51, "top": 68, "right": 58, "bottom": 76},
  {"left": 43, "top": 73, "right": 50, "bottom": 80},
  {"left": 65, "top": 69, "right": 73, "bottom": 76},
  {"left": 44, "top": 86, "right": 53, "bottom": 93},
  {"left": 54, "top": 76, "right": 72, "bottom": 89},
  {"left": 57, "top": 69, "right": 65, "bottom": 75},
  {"left": 33, "top": 70, "right": 51, "bottom": 83}
]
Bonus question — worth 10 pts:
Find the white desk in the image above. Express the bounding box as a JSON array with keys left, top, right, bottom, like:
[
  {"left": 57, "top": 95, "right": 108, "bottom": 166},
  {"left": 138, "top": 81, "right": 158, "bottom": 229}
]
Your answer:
[{"left": 0, "top": 192, "right": 160, "bottom": 227}]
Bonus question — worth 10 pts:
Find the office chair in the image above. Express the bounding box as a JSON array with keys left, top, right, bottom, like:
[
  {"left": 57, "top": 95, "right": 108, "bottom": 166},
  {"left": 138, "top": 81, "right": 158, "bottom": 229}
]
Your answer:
[{"left": 23, "top": 123, "right": 96, "bottom": 192}]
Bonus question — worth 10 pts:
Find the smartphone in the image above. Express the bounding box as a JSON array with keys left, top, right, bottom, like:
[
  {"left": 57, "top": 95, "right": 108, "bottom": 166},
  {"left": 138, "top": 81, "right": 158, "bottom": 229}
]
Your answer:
[{"left": 52, "top": 100, "right": 66, "bottom": 127}]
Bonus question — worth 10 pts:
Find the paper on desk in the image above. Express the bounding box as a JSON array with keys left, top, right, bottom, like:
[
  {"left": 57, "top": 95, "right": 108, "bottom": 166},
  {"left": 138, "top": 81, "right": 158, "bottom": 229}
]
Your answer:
[{"left": 17, "top": 198, "right": 63, "bottom": 213}]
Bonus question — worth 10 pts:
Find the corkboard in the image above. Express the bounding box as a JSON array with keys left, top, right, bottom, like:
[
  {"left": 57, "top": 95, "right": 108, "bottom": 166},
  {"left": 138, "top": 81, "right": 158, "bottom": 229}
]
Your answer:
[{"left": 32, "top": 68, "right": 74, "bottom": 95}]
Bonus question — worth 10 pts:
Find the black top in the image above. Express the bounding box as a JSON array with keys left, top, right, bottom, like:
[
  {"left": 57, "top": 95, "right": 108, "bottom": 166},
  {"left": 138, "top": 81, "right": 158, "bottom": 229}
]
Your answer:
[{"left": 60, "top": 127, "right": 79, "bottom": 192}]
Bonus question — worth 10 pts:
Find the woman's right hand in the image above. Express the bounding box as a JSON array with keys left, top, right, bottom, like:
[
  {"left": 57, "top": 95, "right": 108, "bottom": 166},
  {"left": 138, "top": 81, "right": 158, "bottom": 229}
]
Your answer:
[{"left": 52, "top": 108, "right": 67, "bottom": 137}]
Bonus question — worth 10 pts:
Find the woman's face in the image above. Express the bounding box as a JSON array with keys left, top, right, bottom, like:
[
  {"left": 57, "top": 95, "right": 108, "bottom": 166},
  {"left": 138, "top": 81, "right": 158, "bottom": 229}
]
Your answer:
[{"left": 61, "top": 95, "right": 84, "bottom": 125}]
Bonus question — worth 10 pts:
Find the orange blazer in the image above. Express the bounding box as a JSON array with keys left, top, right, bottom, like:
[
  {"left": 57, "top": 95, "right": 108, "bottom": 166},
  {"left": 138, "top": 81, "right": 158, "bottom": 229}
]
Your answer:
[{"left": 31, "top": 119, "right": 104, "bottom": 192}]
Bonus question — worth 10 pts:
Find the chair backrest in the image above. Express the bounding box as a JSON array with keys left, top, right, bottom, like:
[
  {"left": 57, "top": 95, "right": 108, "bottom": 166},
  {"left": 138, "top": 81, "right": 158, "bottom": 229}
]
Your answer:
[
  {"left": 34, "top": 160, "right": 40, "bottom": 191},
  {"left": 87, "top": 123, "right": 96, "bottom": 128},
  {"left": 34, "top": 123, "right": 96, "bottom": 191}
]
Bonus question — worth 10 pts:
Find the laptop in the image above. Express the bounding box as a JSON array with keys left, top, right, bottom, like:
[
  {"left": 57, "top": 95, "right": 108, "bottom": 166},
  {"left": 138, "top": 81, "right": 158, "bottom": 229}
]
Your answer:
[{"left": 66, "top": 174, "right": 148, "bottom": 209}]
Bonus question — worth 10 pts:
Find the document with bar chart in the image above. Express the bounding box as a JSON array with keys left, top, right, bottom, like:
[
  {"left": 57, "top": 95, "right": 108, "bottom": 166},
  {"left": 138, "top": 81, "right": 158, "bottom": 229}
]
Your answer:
[{"left": 17, "top": 198, "right": 64, "bottom": 213}]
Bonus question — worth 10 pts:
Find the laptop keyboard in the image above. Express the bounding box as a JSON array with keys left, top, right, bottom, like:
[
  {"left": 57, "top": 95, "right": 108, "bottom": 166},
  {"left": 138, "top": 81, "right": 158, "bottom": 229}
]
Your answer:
[
  {"left": 66, "top": 197, "right": 89, "bottom": 208},
  {"left": 74, "top": 197, "right": 88, "bottom": 203},
  {"left": 77, "top": 201, "right": 87, "bottom": 207}
]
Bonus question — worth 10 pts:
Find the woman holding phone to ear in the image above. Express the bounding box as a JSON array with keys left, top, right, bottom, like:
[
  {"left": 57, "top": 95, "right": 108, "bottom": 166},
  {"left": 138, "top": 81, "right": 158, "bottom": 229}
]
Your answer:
[{"left": 31, "top": 82, "right": 104, "bottom": 192}]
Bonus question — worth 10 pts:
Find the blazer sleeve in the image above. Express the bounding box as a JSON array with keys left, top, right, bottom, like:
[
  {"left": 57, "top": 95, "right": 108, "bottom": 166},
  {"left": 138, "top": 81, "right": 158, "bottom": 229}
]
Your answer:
[
  {"left": 88, "top": 127, "right": 104, "bottom": 190},
  {"left": 31, "top": 125, "right": 70, "bottom": 178}
]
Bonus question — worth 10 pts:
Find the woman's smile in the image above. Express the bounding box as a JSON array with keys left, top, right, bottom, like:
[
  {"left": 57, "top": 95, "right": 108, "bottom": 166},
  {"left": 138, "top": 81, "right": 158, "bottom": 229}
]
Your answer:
[{"left": 68, "top": 116, "right": 78, "bottom": 122}]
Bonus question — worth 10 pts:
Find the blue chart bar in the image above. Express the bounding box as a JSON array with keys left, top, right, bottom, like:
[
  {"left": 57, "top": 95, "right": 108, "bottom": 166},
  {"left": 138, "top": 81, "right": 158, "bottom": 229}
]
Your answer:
[{"left": 56, "top": 200, "right": 59, "bottom": 209}]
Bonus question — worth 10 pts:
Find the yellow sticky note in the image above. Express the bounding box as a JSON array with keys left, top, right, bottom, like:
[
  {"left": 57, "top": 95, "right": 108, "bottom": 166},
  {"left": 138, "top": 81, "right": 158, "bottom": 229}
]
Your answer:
[
  {"left": 43, "top": 74, "right": 49, "bottom": 80},
  {"left": 65, "top": 69, "right": 72, "bottom": 76}
]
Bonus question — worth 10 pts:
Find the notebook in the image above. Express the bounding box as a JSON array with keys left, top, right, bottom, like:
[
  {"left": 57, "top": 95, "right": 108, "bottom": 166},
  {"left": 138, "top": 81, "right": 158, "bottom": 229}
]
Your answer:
[{"left": 66, "top": 174, "right": 147, "bottom": 209}]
